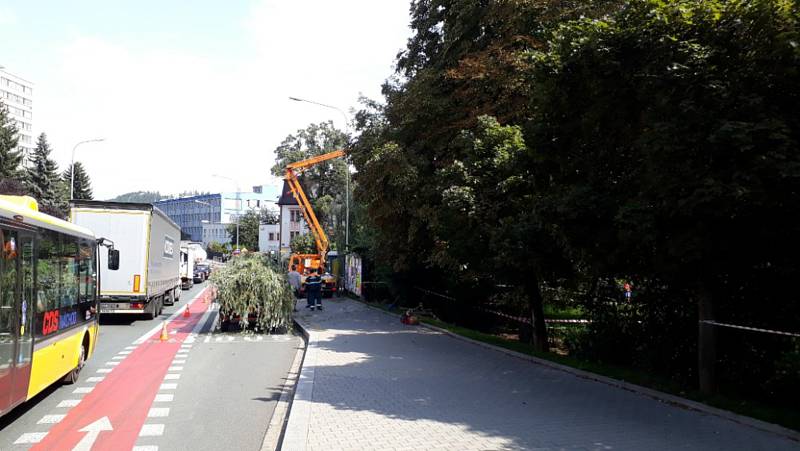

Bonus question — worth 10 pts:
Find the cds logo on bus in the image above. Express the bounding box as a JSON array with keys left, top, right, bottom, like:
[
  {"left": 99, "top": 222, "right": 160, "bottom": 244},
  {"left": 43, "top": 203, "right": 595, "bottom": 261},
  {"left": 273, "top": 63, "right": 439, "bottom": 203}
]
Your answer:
[
  {"left": 164, "top": 236, "right": 175, "bottom": 259},
  {"left": 41, "top": 310, "right": 78, "bottom": 335}
]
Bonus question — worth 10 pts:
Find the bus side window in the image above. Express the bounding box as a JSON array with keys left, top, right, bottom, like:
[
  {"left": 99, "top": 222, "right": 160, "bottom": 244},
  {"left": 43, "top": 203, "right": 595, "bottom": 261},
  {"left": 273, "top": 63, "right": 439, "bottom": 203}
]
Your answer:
[
  {"left": 59, "top": 236, "right": 79, "bottom": 308},
  {"left": 78, "top": 240, "right": 96, "bottom": 304},
  {"left": 35, "top": 230, "right": 59, "bottom": 336}
]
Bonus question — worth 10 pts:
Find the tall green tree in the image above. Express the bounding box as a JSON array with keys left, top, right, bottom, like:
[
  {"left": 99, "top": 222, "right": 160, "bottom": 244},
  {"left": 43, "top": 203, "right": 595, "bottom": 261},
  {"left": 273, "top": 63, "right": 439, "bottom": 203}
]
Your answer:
[
  {"left": 227, "top": 210, "right": 261, "bottom": 250},
  {"left": 349, "top": 0, "right": 618, "bottom": 350},
  {"left": 526, "top": 0, "right": 800, "bottom": 393},
  {"left": 63, "top": 161, "right": 93, "bottom": 200},
  {"left": 26, "top": 133, "right": 61, "bottom": 207},
  {"left": 0, "top": 102, "right": 22, "bottom": 178},
  {"left": 271, "top": 121, "right": 350, "bottom": 250}
]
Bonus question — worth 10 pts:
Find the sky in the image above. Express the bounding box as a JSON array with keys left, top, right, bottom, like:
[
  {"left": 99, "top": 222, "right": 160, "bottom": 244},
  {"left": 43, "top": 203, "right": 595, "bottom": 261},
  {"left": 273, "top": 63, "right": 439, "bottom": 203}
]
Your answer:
[{"left": 0, "top": 0, "right": 412, "bottom": 199}]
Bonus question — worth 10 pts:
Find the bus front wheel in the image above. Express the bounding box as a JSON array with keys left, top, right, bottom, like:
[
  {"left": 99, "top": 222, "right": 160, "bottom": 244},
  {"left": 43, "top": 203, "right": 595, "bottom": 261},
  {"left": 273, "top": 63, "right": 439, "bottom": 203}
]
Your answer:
[{"left": 63, "top": 341, "right": 86, "bottom": 384}]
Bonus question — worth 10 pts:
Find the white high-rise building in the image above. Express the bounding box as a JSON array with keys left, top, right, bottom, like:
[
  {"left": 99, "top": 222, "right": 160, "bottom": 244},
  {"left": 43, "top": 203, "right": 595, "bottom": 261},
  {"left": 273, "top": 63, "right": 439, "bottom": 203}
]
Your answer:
[{"left": 0, "top": 66, "right": 34, "bottom": 164}]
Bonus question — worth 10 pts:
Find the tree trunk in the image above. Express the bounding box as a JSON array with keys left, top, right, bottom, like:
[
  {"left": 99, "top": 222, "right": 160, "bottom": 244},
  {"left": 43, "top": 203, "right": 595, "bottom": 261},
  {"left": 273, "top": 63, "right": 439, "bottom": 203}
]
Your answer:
[
  {"left": 526, "top": 272, "right": 549, "bottom": 353},
  {"left": 697, "top": 285, "right": 716, "bottom": 395}
]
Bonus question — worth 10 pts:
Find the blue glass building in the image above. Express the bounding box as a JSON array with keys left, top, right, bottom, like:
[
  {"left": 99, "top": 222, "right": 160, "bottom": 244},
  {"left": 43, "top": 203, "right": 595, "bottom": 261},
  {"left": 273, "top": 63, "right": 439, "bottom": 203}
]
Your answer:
[{"left": 154, "top": 187, "right": 279, "bottom": 242}]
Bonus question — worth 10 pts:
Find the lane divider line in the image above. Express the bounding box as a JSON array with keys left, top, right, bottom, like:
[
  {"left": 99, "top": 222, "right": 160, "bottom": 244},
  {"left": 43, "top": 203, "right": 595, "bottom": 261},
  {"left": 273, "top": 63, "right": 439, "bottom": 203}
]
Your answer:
[
  {"left": 147, "top": 408, "right": 170, "bottom": 418},
  {"left": 57, "top": 399, "right": 81, "bottom": 408},
  {"left": 37, "top": 414, "right": 66, "bottom": 424},
  {"left": 153, "top": 394, "right": 174, "bottom": 402},
  {"left": 13, "top": 432, "right": 48, "bottom": 444},
  {"left": 138, "top": 424, "right": 165, "bottom": 437}
]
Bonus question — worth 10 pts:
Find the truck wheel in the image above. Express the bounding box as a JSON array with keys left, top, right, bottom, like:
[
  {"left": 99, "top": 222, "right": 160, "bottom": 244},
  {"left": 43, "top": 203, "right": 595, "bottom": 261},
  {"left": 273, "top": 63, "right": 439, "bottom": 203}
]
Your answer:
[
  {"left": 165, "top": 289, "right": 175, "bottom": 306},
  {"left": 144, "top": 300, "right": 157, "bottom": 320}
]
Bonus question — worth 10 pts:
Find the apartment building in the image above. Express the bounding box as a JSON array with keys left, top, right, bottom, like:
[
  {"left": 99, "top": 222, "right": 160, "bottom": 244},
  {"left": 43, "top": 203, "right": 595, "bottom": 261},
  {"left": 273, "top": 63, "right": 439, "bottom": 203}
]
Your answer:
[{"left": 0, "top": 66, "right": 34, "bottom": 163}]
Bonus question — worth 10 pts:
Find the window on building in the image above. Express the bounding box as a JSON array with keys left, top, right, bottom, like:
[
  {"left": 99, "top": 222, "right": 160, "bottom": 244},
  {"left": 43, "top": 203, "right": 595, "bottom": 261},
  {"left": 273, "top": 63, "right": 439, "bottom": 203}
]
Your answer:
[
  {"left": 290, "top": 209, "right": 302, "bottom": 223},
  {"left": 269, "top": 233, "right": 275, "bottom": 241},
  {"left": 290, "top": 231, "right": 299, "bottom": 240}
]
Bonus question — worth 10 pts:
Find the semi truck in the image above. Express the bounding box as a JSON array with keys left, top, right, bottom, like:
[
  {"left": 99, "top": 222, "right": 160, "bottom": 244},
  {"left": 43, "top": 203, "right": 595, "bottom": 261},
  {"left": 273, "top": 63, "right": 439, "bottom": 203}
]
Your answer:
[{"left": 70, "top": 200, "right": 182, "bottom": 319}]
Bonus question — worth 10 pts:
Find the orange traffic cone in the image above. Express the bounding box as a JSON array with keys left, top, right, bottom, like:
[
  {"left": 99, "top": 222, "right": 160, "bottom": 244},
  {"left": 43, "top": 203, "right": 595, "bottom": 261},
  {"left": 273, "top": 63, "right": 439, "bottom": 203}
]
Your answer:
[
  {"left": 159, "top": 321, "right": 168, "bottom": 341},
  {"left": 183, "top": 305, "right": 190, "bottom": 318}
]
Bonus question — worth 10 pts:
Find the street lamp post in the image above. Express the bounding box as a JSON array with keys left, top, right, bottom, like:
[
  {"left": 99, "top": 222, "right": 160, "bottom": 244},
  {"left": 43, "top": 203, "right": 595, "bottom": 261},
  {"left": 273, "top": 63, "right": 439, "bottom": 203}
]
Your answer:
[
  {"left": 288, "top": 96, "right": 351, "bottom": 252},
  {"left": 195, "top": 200, "right": 213, "bottom": 244},
  {"left": 70, "top": 138, "right": 105, "bottom": 199},
  {"left": 212, "top": 174, "right": 241, "bottom": 250}
]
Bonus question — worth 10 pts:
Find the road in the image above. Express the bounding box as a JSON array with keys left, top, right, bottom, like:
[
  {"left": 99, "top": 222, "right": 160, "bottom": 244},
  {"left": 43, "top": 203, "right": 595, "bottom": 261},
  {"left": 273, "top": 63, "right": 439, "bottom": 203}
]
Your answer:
[{"left": 0, "top": 282, "right": 302, "bottom": 451}]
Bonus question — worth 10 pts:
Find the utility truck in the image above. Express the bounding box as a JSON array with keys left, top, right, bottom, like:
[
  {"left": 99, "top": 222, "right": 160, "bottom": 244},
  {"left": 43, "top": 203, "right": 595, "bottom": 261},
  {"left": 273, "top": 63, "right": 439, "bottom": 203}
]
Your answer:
[
  {"left": 284, "top": 149, "right": 343, "bottom": 296},
  {"left": 70, "top": 200, "right": 182, "bottom": 319}
]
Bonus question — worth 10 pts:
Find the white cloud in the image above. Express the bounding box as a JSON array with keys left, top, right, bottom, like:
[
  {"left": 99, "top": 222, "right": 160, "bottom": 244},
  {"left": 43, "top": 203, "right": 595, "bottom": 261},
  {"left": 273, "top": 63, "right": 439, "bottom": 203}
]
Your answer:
[{"left": 38, "top": 0, "right": 410, "bottom": 199}]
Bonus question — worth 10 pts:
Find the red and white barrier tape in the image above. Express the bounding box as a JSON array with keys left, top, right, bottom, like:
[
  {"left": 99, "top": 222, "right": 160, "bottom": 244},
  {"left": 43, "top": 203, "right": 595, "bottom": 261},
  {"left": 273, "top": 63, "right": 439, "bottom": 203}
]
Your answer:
[{"left": 700, "top": 320, "right": 800, "bottom": 338}]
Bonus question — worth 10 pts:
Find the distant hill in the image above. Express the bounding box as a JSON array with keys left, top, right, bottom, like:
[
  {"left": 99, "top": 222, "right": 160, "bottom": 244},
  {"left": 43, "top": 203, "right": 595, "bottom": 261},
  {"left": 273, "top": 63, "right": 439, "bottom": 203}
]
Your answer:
[
  {"left": 106, "top": 190, "right": 212, "bottom": 203},
  {"left": 106, "top": 191, "right": 164, "bottom": 203}
]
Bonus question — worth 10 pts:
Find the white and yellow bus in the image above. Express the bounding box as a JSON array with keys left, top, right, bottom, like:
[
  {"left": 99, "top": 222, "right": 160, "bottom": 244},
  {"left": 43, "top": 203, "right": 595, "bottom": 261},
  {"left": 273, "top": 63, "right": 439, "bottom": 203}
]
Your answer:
[{"left": 0, "top": 195, "right": 119, "bottom": 417}]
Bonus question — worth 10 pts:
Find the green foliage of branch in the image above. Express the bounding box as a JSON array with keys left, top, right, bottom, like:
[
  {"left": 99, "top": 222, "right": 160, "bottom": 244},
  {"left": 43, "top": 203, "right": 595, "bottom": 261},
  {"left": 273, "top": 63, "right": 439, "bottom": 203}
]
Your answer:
[
  {"left": 210, "top": 253, "right": 294, "bottom": 332},
  {"left": 290, "top": 233, "right": 316, "bottom": 254},
  {"left": 0, "top": 101, "right": 22, "bottom": 179},
  {"left": 227, "top": 210, "right": 261, "bottom": 250}
]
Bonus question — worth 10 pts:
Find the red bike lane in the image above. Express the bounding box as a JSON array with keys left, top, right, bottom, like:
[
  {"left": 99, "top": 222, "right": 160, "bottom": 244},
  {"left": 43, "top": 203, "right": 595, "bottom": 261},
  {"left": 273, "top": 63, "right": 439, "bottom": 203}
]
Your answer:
[{"left": 33, "top": 287, "right": 212, "bottom": 450}]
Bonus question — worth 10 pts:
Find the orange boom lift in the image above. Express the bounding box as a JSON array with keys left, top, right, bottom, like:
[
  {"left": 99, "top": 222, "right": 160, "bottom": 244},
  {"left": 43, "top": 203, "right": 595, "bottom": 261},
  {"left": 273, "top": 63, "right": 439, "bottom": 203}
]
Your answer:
[{"left": 284, "top": 149, "right": 345, "bottom": 295}]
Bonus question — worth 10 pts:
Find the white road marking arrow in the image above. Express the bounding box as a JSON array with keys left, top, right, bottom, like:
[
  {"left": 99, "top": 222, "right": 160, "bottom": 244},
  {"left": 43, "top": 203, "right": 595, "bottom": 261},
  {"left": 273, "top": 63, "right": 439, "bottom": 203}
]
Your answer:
[{"left": 72, "top": 416, "right": 113, "bottom": 451}]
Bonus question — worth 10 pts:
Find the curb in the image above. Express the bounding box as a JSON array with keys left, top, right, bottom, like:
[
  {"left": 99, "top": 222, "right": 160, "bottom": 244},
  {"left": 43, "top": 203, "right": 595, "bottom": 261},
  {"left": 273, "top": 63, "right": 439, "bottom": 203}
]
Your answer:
[
  {"left": 279, "top": 317, "right": 316, "bottom": 451},
  {"left": 261, "top": 322, "right": 307, "bottom": 451},
  {"left": 357, "top": 300, "right": 800, "bottom": 443}
]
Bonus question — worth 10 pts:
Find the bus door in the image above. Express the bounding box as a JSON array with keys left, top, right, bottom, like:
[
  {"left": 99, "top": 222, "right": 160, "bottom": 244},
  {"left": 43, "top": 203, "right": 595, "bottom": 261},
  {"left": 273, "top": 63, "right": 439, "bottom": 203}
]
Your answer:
[
  {"left": 0, "top": 228, "right": 19, "bottom": 412},
  {"left": 12, "top": 233, "right": 34, "bottom": 404},
  {"left": 0, "top": 229, "right": 34, "bottom": 414}
]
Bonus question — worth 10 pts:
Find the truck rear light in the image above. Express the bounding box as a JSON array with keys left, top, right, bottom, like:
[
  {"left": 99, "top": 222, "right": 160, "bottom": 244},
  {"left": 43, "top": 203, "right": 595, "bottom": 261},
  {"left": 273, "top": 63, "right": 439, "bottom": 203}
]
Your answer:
[
  {"left": 133, "top": 275, "right": 141, "bottom": 292},
  {"left": 131, "top": 302, "right": 144, "bottom": 309}
]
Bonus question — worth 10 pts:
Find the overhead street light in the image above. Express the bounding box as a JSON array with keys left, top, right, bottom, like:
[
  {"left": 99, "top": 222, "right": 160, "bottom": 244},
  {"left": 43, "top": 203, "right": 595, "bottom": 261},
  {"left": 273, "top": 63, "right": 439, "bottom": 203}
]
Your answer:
[
  {"left": 70, "top": 138, "right": 105, "bottom": 199},
  {"left": 288, "top": 96, "right": 351, "bottom": 252}
]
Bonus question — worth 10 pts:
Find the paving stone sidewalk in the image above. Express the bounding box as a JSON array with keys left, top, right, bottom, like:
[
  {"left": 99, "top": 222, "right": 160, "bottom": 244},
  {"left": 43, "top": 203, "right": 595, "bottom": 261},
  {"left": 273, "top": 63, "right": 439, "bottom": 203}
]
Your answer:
[{"left": 283, "top": 297, "right": 797, "bottom": 451}]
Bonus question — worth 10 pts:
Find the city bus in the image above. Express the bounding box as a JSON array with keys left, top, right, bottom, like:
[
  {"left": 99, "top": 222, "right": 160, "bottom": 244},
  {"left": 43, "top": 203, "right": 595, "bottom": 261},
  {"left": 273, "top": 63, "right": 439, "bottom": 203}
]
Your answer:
[{"left": 0, "top": 195, "right": 119, "bottom": 417}]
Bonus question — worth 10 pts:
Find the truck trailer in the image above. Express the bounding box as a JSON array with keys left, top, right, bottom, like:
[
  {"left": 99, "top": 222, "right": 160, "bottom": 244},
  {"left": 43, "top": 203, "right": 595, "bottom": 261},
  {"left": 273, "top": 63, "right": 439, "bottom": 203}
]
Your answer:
[
  {"left": 70, "top": 200, "right": 182, "bottom": 319},
  {"left": 179, "top": 242, "right": 195, "bottom": 290}
]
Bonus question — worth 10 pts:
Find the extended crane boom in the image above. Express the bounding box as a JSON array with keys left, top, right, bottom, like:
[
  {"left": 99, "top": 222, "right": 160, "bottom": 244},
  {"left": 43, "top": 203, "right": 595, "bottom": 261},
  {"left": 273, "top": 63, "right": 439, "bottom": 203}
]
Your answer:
[{"left": 284, "top": 149, "right": 345, "bottom": 265}]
